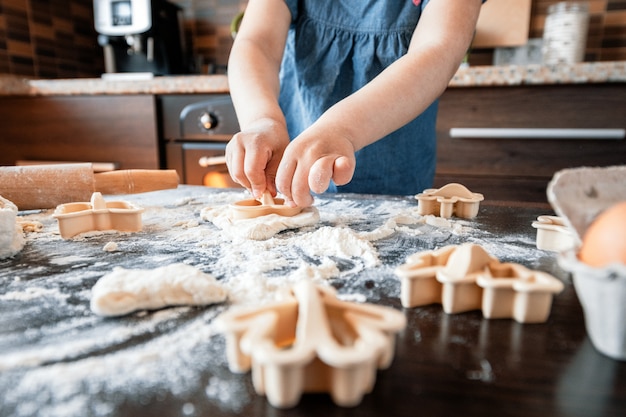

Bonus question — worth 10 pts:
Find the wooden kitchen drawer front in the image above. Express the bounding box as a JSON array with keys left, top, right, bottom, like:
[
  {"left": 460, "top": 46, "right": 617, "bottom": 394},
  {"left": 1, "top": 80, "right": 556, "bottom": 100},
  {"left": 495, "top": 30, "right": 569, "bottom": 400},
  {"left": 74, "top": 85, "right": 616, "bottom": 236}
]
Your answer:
[
  {"left": 0, "top": 95, "right": 160, "bottom": 170},
  {"left": 435, "top": 84, "right": 626, "bottom": 178}
]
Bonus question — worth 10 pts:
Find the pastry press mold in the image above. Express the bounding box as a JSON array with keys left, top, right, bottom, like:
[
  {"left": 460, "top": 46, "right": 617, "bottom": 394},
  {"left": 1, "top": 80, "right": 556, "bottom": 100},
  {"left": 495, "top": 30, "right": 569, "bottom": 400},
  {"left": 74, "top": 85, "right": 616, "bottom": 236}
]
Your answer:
[
  {"left": 415, "top": 183, "right": 484, "bottom": 219},
  {"left": 395, "top": 243, "right": 564, "bottom": 323},
  {"left": 214, "top": 280, "right": 406, "bottom": 408},
  {"left": 53, "top": 192, "right": 144, "bottom": 239},
  {"left": 230, "top": 190, "right": 303, "bottom": 220},
  {"left": 532, "top": 215, "right": 576, "bottom": 252}
]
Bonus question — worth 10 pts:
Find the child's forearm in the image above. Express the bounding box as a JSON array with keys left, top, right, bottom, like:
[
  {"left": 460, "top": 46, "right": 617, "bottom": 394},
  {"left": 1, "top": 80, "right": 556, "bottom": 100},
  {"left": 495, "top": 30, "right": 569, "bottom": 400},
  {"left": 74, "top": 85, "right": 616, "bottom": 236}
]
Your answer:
[{"left": 310, "top": 0, "right": 482, "bottom": 152}]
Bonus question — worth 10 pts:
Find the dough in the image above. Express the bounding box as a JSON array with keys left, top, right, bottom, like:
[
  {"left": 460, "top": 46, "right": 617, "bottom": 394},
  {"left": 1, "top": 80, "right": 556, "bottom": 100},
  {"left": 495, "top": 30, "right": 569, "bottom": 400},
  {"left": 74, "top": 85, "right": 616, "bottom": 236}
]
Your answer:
[
  {"left": 0, "top": 195, "right": 25, "bottom": 259},
  {"left": 201, "top": 205, "right": 320, "bottom": 240},
  {"left": 90, "top": 263, "right": 228, "bottom": 317}
]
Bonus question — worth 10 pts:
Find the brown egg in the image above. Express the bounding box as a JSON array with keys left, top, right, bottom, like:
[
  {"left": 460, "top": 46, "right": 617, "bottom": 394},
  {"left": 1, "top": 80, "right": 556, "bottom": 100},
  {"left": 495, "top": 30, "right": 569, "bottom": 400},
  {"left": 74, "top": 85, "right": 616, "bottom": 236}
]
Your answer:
[{"left": 578, "top": 201, "right": 626, "bottom": 267}]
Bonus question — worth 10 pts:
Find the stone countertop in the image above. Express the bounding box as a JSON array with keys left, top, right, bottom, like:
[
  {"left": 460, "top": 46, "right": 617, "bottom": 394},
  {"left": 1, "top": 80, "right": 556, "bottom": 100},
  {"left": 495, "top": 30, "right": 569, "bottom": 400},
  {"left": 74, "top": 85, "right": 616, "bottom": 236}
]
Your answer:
[
  {"left": 1, "top": 61, "right": 625, "bottom": 96},
  {"left": 449, "top": 61, "right": 626, "bottom": 87}
]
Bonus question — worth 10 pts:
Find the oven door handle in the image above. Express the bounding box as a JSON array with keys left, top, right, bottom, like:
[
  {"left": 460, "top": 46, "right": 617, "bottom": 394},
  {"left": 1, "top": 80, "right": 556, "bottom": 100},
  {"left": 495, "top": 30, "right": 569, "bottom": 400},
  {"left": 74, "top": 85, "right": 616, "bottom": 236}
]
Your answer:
[{"left": 198, "top": 155, "right": 227, "bottom": 167}]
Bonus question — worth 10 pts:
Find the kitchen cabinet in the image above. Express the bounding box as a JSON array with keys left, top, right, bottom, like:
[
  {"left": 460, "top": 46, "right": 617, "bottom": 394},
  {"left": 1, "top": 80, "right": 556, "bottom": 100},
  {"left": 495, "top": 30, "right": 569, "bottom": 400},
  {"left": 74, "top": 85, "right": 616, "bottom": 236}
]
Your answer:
[
  {"left": 434, "top": 83, "right": 626, "bottom": 205},
  {"left": 0, "top": 95, "right": 160, "bottom": 170}
]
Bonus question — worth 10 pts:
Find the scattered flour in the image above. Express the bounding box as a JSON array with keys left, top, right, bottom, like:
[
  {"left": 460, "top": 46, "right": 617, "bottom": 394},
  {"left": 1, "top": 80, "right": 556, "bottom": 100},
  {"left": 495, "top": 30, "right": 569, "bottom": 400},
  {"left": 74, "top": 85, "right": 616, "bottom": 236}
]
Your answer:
[
  {"left": 0, "top": 187, "right": 547, "bottom": 416},
  {"left": 0, "top": 287, "right": 69, "bottom": 302}
]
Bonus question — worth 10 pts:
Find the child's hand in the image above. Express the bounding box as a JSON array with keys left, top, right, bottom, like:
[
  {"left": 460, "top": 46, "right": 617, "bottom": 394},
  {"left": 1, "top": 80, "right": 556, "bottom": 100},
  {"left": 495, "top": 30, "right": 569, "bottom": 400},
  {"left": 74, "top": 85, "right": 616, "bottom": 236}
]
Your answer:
[
  {"left": 276, "top": 130, "right": 356, "bottom": 207},
  {"left": 225, "top": 118, "right": 290, "bottom": 199}
]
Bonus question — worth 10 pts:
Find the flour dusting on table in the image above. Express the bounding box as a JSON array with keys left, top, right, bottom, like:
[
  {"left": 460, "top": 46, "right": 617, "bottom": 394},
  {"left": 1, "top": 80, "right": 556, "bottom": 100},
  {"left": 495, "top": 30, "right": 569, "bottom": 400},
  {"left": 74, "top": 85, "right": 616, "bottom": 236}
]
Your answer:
[{"left": 0, "top": 187, "right": 550, "bottom": 416}]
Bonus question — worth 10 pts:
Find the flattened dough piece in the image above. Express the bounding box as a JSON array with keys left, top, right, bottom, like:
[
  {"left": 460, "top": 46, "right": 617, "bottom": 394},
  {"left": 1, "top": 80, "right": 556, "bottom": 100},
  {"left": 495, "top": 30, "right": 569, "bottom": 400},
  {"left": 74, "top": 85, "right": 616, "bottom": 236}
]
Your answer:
[
  {"left": 201, "top": 205, "right": 319, "bottom": 240},
  {"left": 0, "top": 195, "right": 25, "bottom": 260},
  {"left": 91, "top": 263, "right": 228, "bottom": 317}
]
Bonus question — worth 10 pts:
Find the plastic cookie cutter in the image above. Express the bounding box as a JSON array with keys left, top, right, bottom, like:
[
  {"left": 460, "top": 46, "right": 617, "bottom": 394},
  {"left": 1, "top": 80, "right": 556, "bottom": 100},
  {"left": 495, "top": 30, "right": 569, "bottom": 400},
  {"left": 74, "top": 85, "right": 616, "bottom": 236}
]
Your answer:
[
  {"left": 531, "top": 215, "right": 576, "bottom": 252},
  {"left": 230, "top": 190, "right": 304, "bottom": 220},
  {"left": 53, "top": 192, "right": 144, "bottom": 239},
  {"left": 476, "top": 262, "right": 564, "bottom": 323},
  {"left": 214, "top": 280, "right": 406, "bottom": 408},
  {"left": 415, "top": 183, "right": 484, "bottom": 219},
  {"left": 395, "top": 243, "right": 564, "bottom": 323}
]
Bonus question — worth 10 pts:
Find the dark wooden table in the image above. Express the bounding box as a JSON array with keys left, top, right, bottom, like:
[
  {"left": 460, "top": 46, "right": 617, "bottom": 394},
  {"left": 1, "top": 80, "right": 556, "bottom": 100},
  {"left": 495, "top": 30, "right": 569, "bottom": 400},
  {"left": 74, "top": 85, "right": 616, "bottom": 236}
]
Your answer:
[{"left": 1, "top": 186, "right": 624, "bottom": 417}]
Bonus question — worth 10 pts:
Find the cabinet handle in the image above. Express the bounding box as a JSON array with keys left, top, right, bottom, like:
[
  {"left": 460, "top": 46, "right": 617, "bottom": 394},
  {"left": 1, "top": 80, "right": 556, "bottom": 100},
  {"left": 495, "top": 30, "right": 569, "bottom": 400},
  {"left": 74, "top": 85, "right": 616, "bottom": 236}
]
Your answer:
[{"left": 449, "top": 128, "right": 625, "bottom": 140}]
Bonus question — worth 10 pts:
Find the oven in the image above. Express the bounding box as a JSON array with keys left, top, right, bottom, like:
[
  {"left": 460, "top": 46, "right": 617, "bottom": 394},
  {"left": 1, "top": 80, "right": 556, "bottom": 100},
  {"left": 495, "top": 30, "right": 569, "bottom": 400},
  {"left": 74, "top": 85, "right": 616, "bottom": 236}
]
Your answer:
[{"left": 161, "top": 94, "right": 242, "bottom": 188}]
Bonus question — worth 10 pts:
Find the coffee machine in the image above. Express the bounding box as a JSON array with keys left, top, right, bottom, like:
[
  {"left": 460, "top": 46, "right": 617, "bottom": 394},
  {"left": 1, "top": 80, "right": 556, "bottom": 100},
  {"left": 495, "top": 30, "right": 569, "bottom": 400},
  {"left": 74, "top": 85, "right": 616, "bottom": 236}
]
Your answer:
[{"left": 93, "top": 0, "right": 192, "bottom": 76}]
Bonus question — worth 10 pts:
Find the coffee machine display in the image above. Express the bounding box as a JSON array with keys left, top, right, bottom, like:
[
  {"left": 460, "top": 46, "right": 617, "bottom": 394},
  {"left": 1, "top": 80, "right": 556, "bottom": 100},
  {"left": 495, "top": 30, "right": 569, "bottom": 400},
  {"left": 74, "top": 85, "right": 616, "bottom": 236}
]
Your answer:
[{"left": 94, "top": 0, "right": 192, "bottom": 76}]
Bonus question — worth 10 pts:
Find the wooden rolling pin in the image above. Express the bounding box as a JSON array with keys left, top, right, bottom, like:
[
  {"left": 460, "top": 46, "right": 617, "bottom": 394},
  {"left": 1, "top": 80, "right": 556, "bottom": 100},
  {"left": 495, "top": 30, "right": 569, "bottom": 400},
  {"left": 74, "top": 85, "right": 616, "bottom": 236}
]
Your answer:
[{"left": 0, "top": 163, "right": 179, "bottom": 210}]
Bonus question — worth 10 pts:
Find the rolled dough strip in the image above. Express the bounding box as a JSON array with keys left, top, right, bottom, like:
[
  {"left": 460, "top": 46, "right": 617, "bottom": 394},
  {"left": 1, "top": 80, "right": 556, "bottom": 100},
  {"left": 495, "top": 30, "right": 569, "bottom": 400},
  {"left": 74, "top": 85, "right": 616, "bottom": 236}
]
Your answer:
[{"left": 90, "top": 263, "right": 228, "bottom": 317}]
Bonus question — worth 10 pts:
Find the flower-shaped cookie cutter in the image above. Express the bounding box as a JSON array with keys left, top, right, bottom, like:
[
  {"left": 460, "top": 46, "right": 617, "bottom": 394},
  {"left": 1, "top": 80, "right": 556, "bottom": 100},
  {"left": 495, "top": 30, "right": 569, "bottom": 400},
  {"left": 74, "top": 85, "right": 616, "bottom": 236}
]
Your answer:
[
  {"left": 214, "top": 280, "right": 406, "bottom": 408},
  {"left": 229, "top": 191, "right": 303, "bottom": 220},
  {"left": 415, "top": 183, "right": 484, "bottom": 219},
  {"left": 395, "top": 243, "right": 564, "bottom": 323},
  {"left": 531, "top": 215, "right": 576, "bottom": 252},
  {"left": 53, "top": 192, "right": 144, "bottom": 239}
]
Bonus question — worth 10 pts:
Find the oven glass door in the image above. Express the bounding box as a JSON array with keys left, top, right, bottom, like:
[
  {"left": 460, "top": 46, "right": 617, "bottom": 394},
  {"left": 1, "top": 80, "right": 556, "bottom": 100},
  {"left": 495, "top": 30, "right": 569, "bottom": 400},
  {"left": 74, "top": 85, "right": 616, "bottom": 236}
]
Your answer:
[{"left": 181, "top": 143, "right": 241, "bottom": 188}]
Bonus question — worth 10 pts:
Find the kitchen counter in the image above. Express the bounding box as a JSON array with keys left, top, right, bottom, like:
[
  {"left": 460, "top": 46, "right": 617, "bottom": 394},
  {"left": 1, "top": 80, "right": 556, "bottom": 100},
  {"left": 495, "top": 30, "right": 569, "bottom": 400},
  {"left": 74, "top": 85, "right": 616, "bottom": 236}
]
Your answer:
[
  {"left": 1, "top": 61, "right": 625, "bottom": 96},
  {"left": 1, "top": 186, "right": 625, "bottom": 417}
]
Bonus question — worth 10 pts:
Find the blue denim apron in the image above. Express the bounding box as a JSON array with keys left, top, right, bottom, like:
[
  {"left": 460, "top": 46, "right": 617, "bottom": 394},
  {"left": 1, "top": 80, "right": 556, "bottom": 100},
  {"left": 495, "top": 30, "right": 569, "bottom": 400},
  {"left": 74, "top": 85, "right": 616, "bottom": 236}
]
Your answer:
[{"left": 278, "top": 0, "right": 436, "bottom": 196}]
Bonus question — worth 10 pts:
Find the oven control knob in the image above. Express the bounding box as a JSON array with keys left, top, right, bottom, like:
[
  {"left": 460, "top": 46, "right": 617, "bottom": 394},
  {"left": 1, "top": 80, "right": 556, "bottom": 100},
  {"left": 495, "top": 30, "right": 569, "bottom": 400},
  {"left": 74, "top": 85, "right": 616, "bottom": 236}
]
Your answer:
[{"left": 199, "top": 112, "right": 218, "bottom": 131}]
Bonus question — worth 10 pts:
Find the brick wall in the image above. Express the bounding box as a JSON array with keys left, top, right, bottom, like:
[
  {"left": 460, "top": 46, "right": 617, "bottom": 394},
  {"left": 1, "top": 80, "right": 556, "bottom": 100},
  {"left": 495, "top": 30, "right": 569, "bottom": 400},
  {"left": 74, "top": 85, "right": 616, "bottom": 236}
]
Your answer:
[
  {"left": 0, "top": 0, "right": 624, "bottom": 78},
  {"left": 0, "top": 0, "right": 103, "bottom": 77}
]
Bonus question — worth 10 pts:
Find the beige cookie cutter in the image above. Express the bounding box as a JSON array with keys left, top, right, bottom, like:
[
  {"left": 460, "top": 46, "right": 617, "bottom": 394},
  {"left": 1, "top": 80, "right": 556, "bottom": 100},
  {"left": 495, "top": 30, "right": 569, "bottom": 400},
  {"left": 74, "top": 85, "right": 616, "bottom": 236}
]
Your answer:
[
  {"left": 531, "top": 215, "right": 576, "bottom": 252},
  {"left": 395, "top": 243, "right": 564, "bottom": 323},
  {"left": 214, "top": 280, "right": 406, "bottom": 408},
  {"left": 53, "top": 192, "right": 144, "bottom": 239},
  {"left": 230, "top": 191, "right": 303, "bottom": 220},
  {"left": 415, "top": 183, "right": 484, "bottom": 219}
]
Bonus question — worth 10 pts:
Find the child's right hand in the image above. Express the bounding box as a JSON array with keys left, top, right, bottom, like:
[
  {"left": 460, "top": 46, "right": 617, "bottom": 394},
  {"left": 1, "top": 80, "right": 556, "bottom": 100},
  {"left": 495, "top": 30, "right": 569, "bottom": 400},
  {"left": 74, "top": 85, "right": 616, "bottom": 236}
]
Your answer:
[{"left": 225, "top": 118, "right": 291, "bottom": 199}]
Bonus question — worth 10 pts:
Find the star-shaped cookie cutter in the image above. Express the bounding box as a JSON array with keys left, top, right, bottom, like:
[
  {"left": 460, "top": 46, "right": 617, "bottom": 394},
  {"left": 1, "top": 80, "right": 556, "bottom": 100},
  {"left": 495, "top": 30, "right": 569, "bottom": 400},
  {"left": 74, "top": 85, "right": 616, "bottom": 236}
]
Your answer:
[
  {"left": 214, "top": 280, "right": 406, "bottom": 408},
  {"left": 53, "top": 192, "right": 144, "bottom": 238},
  {"left": 395, "top": 243, "right": 564, "bottom": 323},
  {"left": 229, "top": 190, "right": 303, "bottom": 220},
  {"left": 415, "top": 183, "right": 484, "bottom": 219}
]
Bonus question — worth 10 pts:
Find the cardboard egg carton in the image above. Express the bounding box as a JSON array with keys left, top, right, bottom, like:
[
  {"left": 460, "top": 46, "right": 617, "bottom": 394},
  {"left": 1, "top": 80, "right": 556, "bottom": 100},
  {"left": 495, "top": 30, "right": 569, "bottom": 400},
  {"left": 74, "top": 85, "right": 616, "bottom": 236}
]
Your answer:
[
  {"left": 549, "top": 165, "right": 626, "bottom": 360},
  {"left": 230, "top": 190, "right": 303, "bottom": 220},
  {"left": 415, "top": 183, "right": 484, "bottom": 219},
  {"left": 214, "top": 280, "right": 406, "bottom": 408},
  {"left": 531, "top": 215, "right": 576, "bottom": 252},
  {"left": 53, "top": 192, "right": 144, "bottom": 239},
  {"left": 395, "top": 243, "right": 564, "bottom": 323}
]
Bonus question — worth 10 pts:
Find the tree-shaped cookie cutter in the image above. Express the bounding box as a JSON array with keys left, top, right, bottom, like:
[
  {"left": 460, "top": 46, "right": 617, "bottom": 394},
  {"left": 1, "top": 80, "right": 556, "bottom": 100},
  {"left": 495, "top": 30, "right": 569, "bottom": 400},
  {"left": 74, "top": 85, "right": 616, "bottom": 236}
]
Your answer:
[
  {"left": 395, "top": 243, "right": 564, "bottom": 323},
  {"left": 214, "top": 280, "right": 406, "bottom": 408},
  {"left": 53, "top": 192, "right": 144, "bottom": 238},
  {"left": 229, "top": 190, "right": 303, "bottom": 220},
  {"left": 415, "top": 183, "right": 484, "bottom": 219}
]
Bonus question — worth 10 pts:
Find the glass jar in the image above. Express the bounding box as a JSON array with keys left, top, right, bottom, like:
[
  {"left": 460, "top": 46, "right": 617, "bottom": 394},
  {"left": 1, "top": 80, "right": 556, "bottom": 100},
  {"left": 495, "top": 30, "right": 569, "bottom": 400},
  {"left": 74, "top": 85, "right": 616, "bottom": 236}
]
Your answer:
[{"left": 542, "top": 2, "right": 590, "bottom": 65}]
